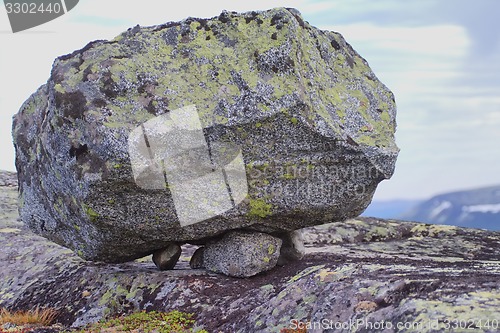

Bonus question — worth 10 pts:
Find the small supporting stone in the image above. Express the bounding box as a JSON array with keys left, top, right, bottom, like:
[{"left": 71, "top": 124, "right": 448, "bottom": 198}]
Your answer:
[
  {"left": 277, "top": 229, "right": 305, "bottom": 266},
  {"left": 202, "top": 231, "right": 282, "bottom": 277},
  {"left": 189, "top": 247, "right": 205, "bottom": 269},
  {"left": 152, "top": 243, "right": 182, "bottom": 270}
]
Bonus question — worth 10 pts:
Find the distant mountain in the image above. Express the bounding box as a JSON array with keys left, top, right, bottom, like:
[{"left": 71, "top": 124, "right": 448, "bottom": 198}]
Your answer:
[
  {"left": 399, "top": 185, "right": 500, "bottom": 231},
  {"left": 362, "top": 199, "right": 422, "bottom": 219}
]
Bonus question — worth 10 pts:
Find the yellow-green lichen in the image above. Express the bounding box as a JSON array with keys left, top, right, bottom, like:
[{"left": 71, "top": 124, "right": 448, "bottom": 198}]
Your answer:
[
  {"left": 0, "top": 228, "right": 21, "bottom": 233},
  {"left": 83, "top": 204, "right": 100, "bottom": 222},
  {"left": 403, "top": 292, "right": 500, "bottom": 333},
  {"left": 260, "top": 284, "right": 274, "bottom": 292},
  {"left": 411, "top": 224, "right": 457, "bottom": 238},
  {"left": 268, "top": 244, "right": 275, "bottom": 255},
  {"left": 287, "top": 264, "right": 325, "bottom": 283},
  {"left": 247, "top": 198, "right": 273, "bottom": 219},
  {"left": 54, "top": 83, "right": 65, "bottom": 93},
  {"left": 364, "top": 226, "right": 390, "bottom": 241},
  {"left": 73, "top": 310, "right": 208, "bottom": 333}
]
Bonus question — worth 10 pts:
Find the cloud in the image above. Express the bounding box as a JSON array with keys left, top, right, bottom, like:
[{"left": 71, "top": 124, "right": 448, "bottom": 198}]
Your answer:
[
  {"left": 325, "top": 23, "right": 471, "bottom": 114},
  {"left": 69, "top": 0, "right": 309, "bottom": 27},
  {"left": 70, "top": 15, "right": 133, "bottom": 27},
  {"left": 307, "top": 0, "right": 435, "bottom": 27}
]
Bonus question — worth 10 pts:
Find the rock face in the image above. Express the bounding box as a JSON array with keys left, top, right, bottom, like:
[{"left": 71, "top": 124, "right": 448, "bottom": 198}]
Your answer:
[
  {"left": 12, "top": 7, "right": 398, "bottom": 263},
  {"left": 1, "top": 173, "right": 499, "bottom": 332}
]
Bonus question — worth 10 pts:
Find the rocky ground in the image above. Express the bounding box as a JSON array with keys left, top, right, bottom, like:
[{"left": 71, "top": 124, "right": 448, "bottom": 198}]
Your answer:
[{"left": 1, "top": 171, "right": 500, "bottom": 332}]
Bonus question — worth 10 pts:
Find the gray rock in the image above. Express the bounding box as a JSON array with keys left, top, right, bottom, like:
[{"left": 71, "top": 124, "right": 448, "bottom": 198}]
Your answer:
[
  {"left": 189, "top": 247, "right": 205, "bottom": 269},
  {"left": 152, "top": 243, "right": 181, "bottom": 270},
  {"left": 12, "top": 7, "right": 398, "bottom": 263},
  {"left": 202, "top": 231, "right": 282, "bottom": 277},
  {"left": 0, "top": 171, "right": 17, "bottom": 187},
  {"left": 276, "top": 229, "right": 305, "bottom": 266}
]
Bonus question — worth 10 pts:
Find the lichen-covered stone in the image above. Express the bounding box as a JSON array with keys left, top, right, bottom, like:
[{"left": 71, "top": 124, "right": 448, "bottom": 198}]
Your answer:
[
  {"left": 202, "top": 231, "right": 282, "bottom": 277},
  {"left": 12, "top": 7, "right": 398, "bottom": 262}
]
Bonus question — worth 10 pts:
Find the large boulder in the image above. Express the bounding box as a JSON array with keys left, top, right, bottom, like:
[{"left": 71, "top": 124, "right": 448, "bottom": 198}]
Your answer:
[{"left": 12, "top": 7, "right": 398, "bottom": 263}]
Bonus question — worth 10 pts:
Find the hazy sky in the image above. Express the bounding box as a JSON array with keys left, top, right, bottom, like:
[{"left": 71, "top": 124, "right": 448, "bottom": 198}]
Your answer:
[{"left": 1, "top": 0, "right": 499, "bottom": 200}]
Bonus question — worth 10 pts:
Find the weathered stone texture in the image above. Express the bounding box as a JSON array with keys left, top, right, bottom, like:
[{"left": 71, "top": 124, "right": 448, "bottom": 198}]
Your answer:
[{"left": 12, "top": 8, "right": 398, "bottom": 263}]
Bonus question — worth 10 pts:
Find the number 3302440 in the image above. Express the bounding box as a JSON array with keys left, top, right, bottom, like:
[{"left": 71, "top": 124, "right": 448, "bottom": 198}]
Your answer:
[{"left": 5, "top": 2, "right": 62, "bottom": 14}]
